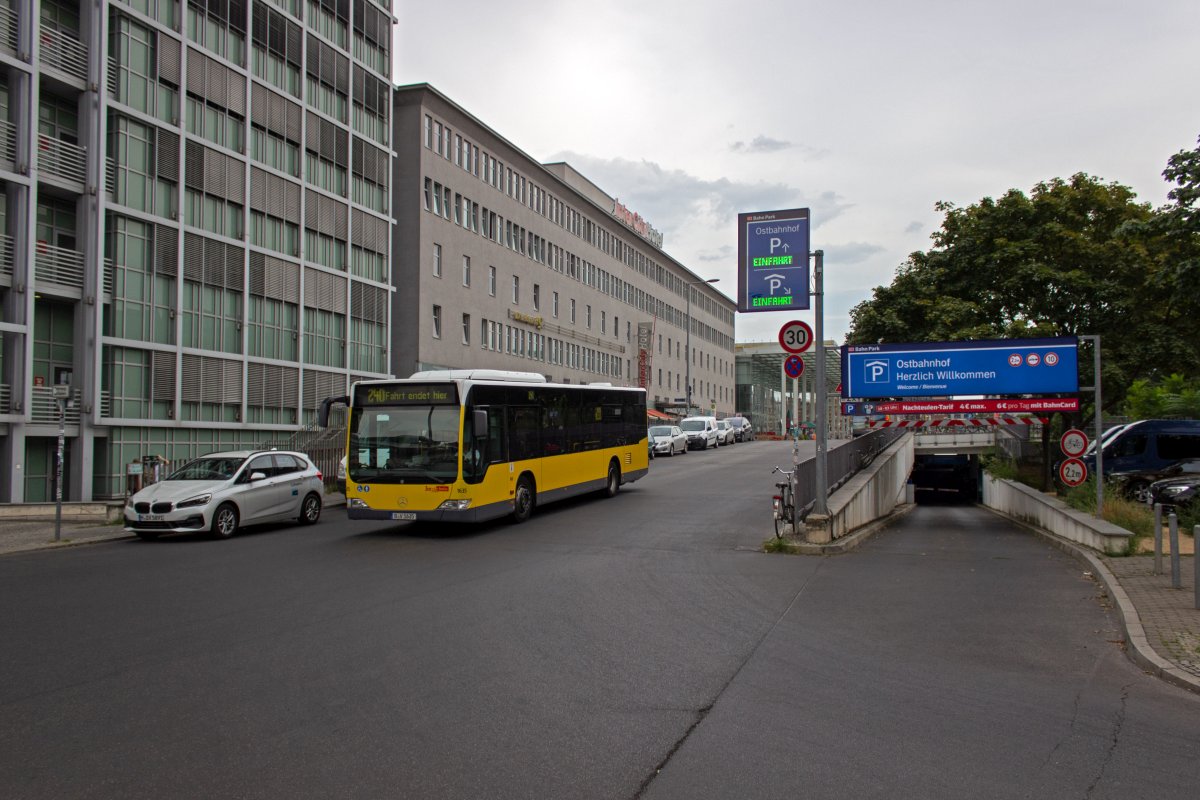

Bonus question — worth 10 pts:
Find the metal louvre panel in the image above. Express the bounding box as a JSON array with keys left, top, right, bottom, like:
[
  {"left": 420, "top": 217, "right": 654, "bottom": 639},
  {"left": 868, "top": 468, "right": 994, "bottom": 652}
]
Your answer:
[
  {"left": 158, "top": 34, "right": 181, "bottom": 85},
  {"left": 249, "top": 251, "right": 265, "bottom": 295},
  {"left": 225, "top": 61, "right": 246, "bottom": 115},
  {"left": 222, "top": 358, "right": 242, "bottom": 404},
  {"left": 225, "top": 240, "right": 245, "bottom": 290},
  {"left": 187, "top": 49, "right": 206, "bottom": 95},
  {"left": 183, "top": 232, "right": 204, "bottom": 281},
  {"left": 205, "top": 146, "right": 228, "bottom": 198},
  {"left": 155, "top": 224, "right": 178, "bottom": 276},
  {"left": 265, "top": 254, "right": 300, "bottom": 300},
  {"left": 302, "top": 368, "right": 344, "bottom": 412},
  {"left": 351, "top": 281, "right": 386, "bottom": 322},
  {"left": 281, "top": 365, "right": 298, "bottom": 406},
  {"left": 304, "top": 267, "right": 346, "bottom": 313},
  {"left": 250, "top": 166, "right": 267, "bottom": 210},
  {"left": 351, "top": 209, "right": 386, "bottom": 255},
  {"left": 251, "top": 0, "right": 268, "bottom": 47},
  {"left": 305, "top": 192, "right": 347, "bottom": 238},
  {"left": 181, "top": 353, "right": 201, "bottom": 402},
  {"left": 247, "top": 360, "right": 265, "bottom": 403},
  {"left": 202, "top": 358, "right": 221, "bottom": 403},
  {"left": 335, "top": 50, "right": 349, "bottom": 95},
  {"left": 152, "top": 350, "right": 176, "bottom": 400},
  {"left": 185, "top": 140, "right": 204, "bottom": 189},
  {"left": 285, "top": 19, "right": 303, "bottom": 68},
  {"left": 156, "top": 129, "right": 180, "bottom": 181},
  {"left": 352, "top": 136, "right": 387, "bottom": 184},
  {"left": 209, "top": 58, "right": 229, "bottom": 109}
]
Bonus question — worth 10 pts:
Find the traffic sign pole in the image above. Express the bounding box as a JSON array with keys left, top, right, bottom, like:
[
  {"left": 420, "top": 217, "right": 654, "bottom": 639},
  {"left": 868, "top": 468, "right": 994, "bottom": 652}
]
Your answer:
[{"left": 814, "top": 250, "right": 827, "bottom": 519}]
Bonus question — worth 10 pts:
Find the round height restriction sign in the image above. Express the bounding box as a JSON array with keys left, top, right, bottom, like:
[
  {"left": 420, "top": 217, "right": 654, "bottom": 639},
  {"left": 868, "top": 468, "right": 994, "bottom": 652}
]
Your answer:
[
  {"left": 1058, "top": 458, "right": 1088, "bottom": 487},
  {"left": 778, "top": 320, "right": 814, "bottom": 353},
  {"left": 1060, "top": 428, "right": 1089, "bottom": 458}
]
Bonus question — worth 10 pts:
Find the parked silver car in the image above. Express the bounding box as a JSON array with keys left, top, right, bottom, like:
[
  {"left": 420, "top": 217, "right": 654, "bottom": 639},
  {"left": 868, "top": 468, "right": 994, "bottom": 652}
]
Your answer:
[
  {"left": 715, "top": 419, "right": 737, "bottom": 446},
  {"left": 649, "top": 425, "right": 688, "bottom": 457},
  {"left": 125, "top": 450, "right": 324, "bottom": 540}
]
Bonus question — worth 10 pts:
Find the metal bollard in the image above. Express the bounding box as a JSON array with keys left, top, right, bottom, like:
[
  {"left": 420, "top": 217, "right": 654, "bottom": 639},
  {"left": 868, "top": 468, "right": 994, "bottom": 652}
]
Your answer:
[
  {"left": 1154, "top": 503, "right": 1163, "bottom": 576},
  {"left": 1169, "top": 512, "right": 1181, "bottom": 590}
]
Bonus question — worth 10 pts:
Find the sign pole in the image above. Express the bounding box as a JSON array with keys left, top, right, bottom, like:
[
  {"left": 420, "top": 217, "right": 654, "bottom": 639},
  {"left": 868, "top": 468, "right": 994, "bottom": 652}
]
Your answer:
[
  {"left": 1080, "top": 335, "right": 1104, "bottom": 518},
  {"left": 814, "top": 250, "right": 828, "bottom": 517}
]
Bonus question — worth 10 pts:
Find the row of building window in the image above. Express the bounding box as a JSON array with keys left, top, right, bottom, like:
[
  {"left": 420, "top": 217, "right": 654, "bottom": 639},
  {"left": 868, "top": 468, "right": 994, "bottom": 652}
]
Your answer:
[{"left": 423, "top": 112, "right": 734, "bottom": 337}]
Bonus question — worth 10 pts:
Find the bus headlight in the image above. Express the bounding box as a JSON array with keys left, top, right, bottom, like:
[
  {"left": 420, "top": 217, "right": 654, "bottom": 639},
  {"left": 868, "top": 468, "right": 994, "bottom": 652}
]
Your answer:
[
  {"left": 348, "top": 498, "right": 370, "bottom": 509},
  {"left": 437, "top": 499, "right": 471, "bottom": 510}
]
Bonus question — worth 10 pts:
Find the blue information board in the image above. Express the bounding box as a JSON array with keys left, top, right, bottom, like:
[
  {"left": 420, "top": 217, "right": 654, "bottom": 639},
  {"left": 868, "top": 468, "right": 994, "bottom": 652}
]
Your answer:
[
  {"left": 737, "top": 208, "right": 810, "bottom": 313},
  {"left": 841, "top": 337, "right": 1079, "bottom": 399}
]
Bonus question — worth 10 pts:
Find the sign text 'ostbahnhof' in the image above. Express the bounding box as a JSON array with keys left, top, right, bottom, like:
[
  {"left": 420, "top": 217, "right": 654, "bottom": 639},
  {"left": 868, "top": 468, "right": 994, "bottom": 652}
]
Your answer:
[
  {"left": 737, "top": 208, "right": 811, "bottom": 313},
  {"left": 840, "top": 337, "right": 1079, "bottom": 400}
]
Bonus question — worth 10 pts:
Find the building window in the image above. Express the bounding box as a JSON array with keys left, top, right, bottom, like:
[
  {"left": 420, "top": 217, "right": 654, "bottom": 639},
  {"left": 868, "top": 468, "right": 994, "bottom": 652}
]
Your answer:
[
  {"left": 552, "top": 291, "right": 559, "bottom": 318},
  {"left": 488, "top": 266, "right": 496, "bottom": 296},
  {"left": 432, "top": 243, "right": 442, "bottom": 277},
  {"left": 586, "top": 305, "right": 592, "bottom": 329},
  {"left": 511, "top": 275, "right": 519, "bottom": 304},
  {"left": 432, "top": 304, "right": 442, "bottom": 338},
  {"left": 462, "top": 255, "right": 471, "bottom": 287},
  {"left": 533, "top": 283, "right": 540, "bottom": 311},
  {"left": 570, "top": 299, "right": 576, "bottom": 324},
  {"left": 601, "top": 311, "right": 605, "bottom": 334},
  {"left": 462, "top": 313, "right": 470, "bottom": 345}
]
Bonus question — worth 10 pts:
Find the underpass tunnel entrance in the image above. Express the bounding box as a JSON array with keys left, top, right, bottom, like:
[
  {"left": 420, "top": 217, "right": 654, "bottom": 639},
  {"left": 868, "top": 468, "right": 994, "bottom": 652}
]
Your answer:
[{"left": 910, "top": 453, "right": 981, "bottom": 504}]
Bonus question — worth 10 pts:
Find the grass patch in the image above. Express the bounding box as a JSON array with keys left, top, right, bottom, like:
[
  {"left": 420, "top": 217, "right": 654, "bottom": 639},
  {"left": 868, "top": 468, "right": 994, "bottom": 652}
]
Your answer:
[{"left": 1062, "top": 478, "right": 1155, "bottom": 553}]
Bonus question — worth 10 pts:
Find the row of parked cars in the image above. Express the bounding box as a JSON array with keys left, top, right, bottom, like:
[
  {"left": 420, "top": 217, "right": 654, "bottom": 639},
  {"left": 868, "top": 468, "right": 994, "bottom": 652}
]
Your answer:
[{"left": 648, "top": 415, "right": 754, "bottom": 458}]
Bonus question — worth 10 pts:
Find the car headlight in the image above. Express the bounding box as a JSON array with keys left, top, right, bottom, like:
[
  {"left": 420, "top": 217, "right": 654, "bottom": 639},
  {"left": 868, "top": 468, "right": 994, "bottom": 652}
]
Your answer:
[
  {"left": 1161, "top": 485, "right": 1191, "bottom": 496},
  {"left": 176, "top": 493, "right": 213, "bottom": 509}
]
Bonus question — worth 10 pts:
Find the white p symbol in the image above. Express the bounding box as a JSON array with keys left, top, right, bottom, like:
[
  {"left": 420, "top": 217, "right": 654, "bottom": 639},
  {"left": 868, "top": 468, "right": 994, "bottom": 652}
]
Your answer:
[{"left": 769, "top": 237, "right": 782, "bottom": 253}]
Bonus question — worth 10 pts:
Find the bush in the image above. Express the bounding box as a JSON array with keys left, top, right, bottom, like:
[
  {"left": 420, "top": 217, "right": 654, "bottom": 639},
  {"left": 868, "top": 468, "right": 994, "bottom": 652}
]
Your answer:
[{"left": 1062, "top": 478, "right": 1155, "bottom": 549}]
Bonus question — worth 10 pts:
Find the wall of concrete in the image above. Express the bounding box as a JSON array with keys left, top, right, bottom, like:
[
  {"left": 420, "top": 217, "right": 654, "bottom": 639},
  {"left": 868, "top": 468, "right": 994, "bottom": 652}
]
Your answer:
[
  {"left": 980, "top": 473, "right": 1133, "bottom": 555},
  {"left": 808, "top": 434, "right": 914, "bottom": 542}
]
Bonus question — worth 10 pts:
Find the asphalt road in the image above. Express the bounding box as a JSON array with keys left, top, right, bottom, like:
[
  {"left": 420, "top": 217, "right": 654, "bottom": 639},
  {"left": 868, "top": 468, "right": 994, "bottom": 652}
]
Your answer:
[{"left": 1, "top": 439, "right": 1197, "bottom": 799}]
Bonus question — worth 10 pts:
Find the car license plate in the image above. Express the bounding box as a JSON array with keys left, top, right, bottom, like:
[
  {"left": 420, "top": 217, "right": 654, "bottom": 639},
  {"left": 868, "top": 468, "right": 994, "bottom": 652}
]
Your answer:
[
  {"left": 391, "top": 512, "right": 416, "bottom": 521},
  {"left": 139, "top": 514, "right": 165, "bottom": 522}
]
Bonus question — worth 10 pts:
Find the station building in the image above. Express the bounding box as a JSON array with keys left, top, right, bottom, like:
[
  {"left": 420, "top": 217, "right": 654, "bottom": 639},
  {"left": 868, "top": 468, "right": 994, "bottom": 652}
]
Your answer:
[
  {"left": 391, "top": 83, "right": 736, "bottom": 419},
  {"left": 0, "top": 0, "right": 394, "bottom": 502}
]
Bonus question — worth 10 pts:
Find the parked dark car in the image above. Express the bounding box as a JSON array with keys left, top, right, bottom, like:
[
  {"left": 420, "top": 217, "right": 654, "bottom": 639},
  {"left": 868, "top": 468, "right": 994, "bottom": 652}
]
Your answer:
[
  {"left": 1083, "top": 419, "right": 1200, "bottom": 479},
  {"left": 1148, "top": 474, "right": 1200, "bottom": 510},
  {"left": 1110, "top": 459, "right": 1200, "bottom": 504}
]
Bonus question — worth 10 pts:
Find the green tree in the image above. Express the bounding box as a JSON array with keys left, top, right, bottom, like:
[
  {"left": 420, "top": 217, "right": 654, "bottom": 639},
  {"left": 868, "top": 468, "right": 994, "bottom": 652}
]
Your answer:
[{"left": 1122, "top": 374, "right": 1200, "bottom": 419}]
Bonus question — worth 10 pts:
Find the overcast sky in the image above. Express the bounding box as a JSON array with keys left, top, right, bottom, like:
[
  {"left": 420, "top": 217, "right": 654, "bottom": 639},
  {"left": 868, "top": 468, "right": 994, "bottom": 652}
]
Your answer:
[{"left": 394, "top": 0, "right": 1200, "bottom": 345}]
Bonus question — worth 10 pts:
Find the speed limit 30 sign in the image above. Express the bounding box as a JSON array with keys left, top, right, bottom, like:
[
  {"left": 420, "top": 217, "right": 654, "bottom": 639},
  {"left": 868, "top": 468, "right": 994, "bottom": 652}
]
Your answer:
[{"left": 778, "top": 320, "right": 814, "bottom": 354}]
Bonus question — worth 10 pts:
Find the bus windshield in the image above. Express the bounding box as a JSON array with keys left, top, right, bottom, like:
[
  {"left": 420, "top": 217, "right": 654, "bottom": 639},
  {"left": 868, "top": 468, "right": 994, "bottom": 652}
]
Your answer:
[{"left": 348, "top": 405, "right": 461, "bottom": 484}]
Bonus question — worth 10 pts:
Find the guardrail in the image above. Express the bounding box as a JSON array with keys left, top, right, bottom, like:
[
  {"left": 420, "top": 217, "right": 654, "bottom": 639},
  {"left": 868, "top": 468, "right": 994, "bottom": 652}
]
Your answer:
[
  {"left": 0, "top": 234, "right": 13, "bottom": 284},
  {"left": 30, "top": 386, "right": 81, "bottom": 425},
  {"left": 0, "top": 119, "right": 16, "bottom": 170},
  {"left": 38, "top": 134, "right": 88, "bottom": 186},
  {"left": 41, "top": 28, "right": 89, "bottom": 83},
  {"left": 35, "top": 242, "right": 85, "bottom": 289},
  {"left": 0, "top": 5, "right": 17, "bottom": 56},
  {"left": 787, "top": 428, "right": 906, "bottom": 521}
]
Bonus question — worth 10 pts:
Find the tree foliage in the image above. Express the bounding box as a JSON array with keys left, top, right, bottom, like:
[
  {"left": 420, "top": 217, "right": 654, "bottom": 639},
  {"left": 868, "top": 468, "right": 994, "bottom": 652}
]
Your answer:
[{"left": 847, "top": 136, "right": 1200, "bottom": 413}]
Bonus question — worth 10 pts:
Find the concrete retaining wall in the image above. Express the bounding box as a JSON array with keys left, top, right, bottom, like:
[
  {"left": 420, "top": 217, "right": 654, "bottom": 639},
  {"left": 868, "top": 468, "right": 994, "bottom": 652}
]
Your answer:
[
  {"left": 807, "top": 435, "right": 915, "bottom": 542},
  {"left": 980, "top": 473, "right": 1133, "bottom": 555},
  {"left": 0, "top": 503, "right": 122, "bottom": 524}
]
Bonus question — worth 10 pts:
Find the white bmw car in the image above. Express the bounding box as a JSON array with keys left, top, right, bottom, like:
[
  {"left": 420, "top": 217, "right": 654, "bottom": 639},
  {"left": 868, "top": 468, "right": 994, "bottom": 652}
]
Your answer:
[{"left": 125, "top": 450, "right": 324, "bottom": 540}]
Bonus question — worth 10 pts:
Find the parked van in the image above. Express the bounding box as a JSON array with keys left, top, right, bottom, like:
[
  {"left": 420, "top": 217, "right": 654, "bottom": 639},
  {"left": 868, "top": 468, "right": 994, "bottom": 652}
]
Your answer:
[
  {"left": 1082, "top": 419, "right": 1200, "bottom": 477},
  {"left": 679, "top": 416, "right": 720, "bottom": 450}
]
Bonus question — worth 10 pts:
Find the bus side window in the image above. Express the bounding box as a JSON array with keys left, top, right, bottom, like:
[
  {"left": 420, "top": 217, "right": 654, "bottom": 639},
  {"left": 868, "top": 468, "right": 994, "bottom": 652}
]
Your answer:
[{"left": 488, "top": 406, "right": 508, "bottom": 464}]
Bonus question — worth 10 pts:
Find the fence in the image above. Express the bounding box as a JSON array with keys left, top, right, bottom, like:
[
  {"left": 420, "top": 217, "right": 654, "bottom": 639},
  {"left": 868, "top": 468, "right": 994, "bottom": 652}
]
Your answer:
[{"left": 787, "top": 428, "right": 907, "bottom": 522}]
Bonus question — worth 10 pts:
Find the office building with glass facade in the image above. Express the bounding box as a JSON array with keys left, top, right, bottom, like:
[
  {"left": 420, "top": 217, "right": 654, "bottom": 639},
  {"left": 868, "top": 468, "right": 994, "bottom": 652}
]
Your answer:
[
  {"left": 0, "top": 0, "right": 393, "bottom": 502},
  {"left": 391, "top": 84, "right": 736, "bottom": 418}
]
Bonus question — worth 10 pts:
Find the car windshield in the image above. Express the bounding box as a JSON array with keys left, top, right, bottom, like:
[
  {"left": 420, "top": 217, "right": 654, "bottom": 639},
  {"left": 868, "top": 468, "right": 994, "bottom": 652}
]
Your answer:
[
  {"left": 168, "top": 457, "right": 246, "bottom": 481},
  {"left": 727, "top": 417, "right": 745, "bottom": 427},
  {"left": 349, "top": 405, "right": 462, "bottom": 484},
  {"left": 680, "top": 420, "right": 706, "bottom": 432},
  {"left": 649, "top": 426, "right": 673, "bottom": 436}
]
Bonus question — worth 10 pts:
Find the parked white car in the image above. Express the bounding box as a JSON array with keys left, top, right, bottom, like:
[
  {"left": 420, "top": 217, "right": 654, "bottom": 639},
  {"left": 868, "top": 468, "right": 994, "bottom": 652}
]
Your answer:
[
  {"left": 715, "top": 419, "right": 737, "bottom": 446},
  {"left": 125, "top": 450, "right": 324, "bottom": 540},
  {"left": 679, "top": 416, "right": 719, "bottom": 450},
  {"left": 649, "top": 425, "right": 688, "bottom": 457}
]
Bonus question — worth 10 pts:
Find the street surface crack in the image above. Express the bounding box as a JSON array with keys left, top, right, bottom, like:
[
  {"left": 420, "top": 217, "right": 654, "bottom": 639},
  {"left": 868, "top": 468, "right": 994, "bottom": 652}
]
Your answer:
[{"left": 1083, "top": 682, "right": 1131, "bottom": 799}]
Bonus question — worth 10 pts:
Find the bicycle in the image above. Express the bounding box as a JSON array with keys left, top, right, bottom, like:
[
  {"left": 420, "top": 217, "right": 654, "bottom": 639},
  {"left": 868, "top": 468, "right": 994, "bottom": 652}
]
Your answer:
[{"left": 772, "top": 465, "right": 795, "bottom": 538}]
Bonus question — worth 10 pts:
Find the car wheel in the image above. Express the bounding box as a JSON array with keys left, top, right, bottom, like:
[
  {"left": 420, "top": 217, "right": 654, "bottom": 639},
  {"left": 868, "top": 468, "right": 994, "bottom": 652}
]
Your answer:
[
  {"left": 211, "top": 503, "right": 239, "bottom": 539},
  {"left": 603, "top": 461, "right": 621, "bottom": 497},
  {"left": 512, "top": 475, "right": 535, "bottom": 523},
  {"left": 1128, "top": 481, "right": 1152, "bottom": 505},
  {"left": 135, "top": 531, "right": 159, "bottom": 541},
  {"left": 298, "top": 492, "right": 322, "bottom": 525}
]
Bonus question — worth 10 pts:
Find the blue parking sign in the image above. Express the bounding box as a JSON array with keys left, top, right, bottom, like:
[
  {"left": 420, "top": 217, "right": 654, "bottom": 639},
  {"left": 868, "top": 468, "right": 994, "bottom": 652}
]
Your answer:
[{"left": 738, "top": 208, "right": 810, "bottom": 313}]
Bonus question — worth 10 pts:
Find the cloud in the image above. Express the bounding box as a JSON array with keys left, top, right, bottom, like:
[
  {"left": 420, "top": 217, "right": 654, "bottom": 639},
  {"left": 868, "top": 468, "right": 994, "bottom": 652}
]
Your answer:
[
  {"left": 825, "top": 241, "right": 885, "bottom": 265},
  {"left": 904, "top": 220, "right": 923, "bottom": 235},
  {"left": 730, "top": 135, "right": 793, "bottom": 154}
]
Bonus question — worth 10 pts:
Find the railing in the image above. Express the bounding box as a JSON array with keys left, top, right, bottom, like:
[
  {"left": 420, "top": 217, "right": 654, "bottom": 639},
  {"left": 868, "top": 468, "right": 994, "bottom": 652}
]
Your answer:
[
  {"left": 37, "top": 134, "right": 88, "bottom": 186},
  {"left": 0, "top": 4, "right": 17, "bottom": 56},
  {"left": 31, "top": 386, "right": 82, "bottom": 425},
  {"left": 0, "top": 119, "right": 17, "bottom": 170},
  {"left": 34, "top": 242, "right": 86, "bottom": 289},
  {"left": 102, "top": 258, "right": 114, "bottom": 296},
  {"left": 0, "top": 383, "right": 10, "bottom": 414},
  {"left": 99, "top": 390, "right": 111, "bottom": 418},
  {"left": 0, "top": 233, "right": 13, "bottom": 284},
  {"left": 40, "top": 27, "right": 90, "bottom": 83},
  {"left": 786, "top": 428, "right": 907, "bottom": 521}
]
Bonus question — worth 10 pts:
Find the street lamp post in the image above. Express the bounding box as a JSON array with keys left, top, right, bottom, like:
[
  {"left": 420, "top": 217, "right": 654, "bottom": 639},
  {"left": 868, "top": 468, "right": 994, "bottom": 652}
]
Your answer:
[{"left": 685, "top": 278, "right": 719, "bottom": 416}]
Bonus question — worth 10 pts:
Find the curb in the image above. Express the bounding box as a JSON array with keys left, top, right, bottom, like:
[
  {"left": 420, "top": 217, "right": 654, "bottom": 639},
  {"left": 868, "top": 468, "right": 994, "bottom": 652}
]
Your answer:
[
  {"left": 765, "top": 503, "right": 917, "bottom": 555},
  {"left": 979, "top": 505, "right": 1200, "bottom": 697}
]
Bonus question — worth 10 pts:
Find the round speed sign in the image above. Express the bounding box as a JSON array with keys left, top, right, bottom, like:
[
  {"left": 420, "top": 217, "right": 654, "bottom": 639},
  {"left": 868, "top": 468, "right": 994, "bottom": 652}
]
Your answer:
[
  {"left": 778, "top": 320, "right": 814, "bottom": 354},
  {"left": 1058, "top": 458, "right": 1088, "bottom": 487},
  {"left": 1060, "top": 429, "right": 1089, "bottom": 458}
]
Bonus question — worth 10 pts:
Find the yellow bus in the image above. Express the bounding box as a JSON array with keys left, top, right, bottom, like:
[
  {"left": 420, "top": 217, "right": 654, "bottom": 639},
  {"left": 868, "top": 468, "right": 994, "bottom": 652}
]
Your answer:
[{"left": 319, "top": 370, "right": 649, "bottom": 523}]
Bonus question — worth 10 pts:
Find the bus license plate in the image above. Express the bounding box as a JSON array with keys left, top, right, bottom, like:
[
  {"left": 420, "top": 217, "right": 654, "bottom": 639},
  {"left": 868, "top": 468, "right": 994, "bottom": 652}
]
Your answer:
[{"left": 391, "top": 512, "right": 416, "bottom": 521}]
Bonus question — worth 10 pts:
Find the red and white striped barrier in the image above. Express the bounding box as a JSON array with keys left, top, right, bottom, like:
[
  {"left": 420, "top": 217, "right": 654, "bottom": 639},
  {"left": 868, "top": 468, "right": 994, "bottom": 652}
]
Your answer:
[{"left": 868, "top": 417, "right": 1049, "bottom": 428}]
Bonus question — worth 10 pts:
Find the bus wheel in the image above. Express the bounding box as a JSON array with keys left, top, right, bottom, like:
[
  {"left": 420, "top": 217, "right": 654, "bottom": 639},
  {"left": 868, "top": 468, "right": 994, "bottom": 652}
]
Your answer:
[
  {"left": 604, "top": 461, "right": 620, "bottom": 498},
  {"left": 512, "top": 476, "right": 535, "bottom": 523}
]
